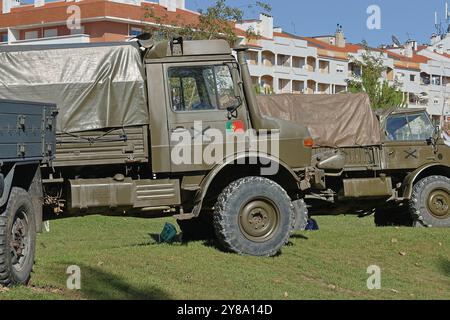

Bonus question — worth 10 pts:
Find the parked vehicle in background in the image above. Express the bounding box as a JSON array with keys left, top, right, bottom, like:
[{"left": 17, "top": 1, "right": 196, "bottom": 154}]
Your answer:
[
  {"left": 259, "top": 93, "right": 450, "bottom": 227},
  {"left": 0, "top": 100, "right": 57, "bottom": 286}
]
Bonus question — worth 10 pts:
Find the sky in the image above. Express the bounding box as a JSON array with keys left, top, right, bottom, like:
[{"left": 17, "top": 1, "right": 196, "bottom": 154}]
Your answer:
[{"left": 188, "top": 0, "right": 450, "bottom": 46}]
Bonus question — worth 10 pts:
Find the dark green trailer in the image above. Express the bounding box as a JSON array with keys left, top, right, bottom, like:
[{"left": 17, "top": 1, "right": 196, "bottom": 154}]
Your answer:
[{"left": 0, "top": 99, "right": 57, "bottom": 286}]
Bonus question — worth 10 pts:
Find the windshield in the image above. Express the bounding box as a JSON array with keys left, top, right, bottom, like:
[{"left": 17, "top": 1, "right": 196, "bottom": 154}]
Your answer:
[{"left": 386, "top": 112, "right": 434, "bottom": 141}]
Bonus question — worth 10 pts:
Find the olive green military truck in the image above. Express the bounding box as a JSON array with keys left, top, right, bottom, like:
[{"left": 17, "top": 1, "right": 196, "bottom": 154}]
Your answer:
[
  {"left": 259, "top": 93, "right": 450, "bottom": 227},
  {"left": 0, "top": 38, "right": 317, "bottom": 264}
]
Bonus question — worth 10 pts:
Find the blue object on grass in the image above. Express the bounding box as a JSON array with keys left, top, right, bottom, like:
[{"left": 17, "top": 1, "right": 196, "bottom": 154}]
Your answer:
[
  {"left": 160, "top": 222, "right": 178, "bottom": 243},
  {"left": 305, "top": 218, "right": 319, "bottom": 231}
]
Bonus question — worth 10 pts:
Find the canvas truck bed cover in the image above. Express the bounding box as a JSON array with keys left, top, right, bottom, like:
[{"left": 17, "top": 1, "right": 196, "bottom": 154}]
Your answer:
[
  {"left": 257, "top": 93, "right": 381, "bottom": 147},
  {"left": 0, "top": 42, "right": 149, "bottom": 133}
]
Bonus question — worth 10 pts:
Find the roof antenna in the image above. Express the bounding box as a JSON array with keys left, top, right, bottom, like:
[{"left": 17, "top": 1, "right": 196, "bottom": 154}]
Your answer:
[{"left": 446, "top": 2, "right": 449, "bottom": 22}]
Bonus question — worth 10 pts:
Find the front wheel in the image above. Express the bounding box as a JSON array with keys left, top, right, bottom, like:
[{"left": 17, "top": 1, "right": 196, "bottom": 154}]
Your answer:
[
  {"left": 409, "top": 175, "right": 450, "bottom": 228},
  {"left": 213, "top": 177, "right": 294, "bottom": 256},
  {"left": 0, "top": 187, "right": 36, "bottom": 287}
]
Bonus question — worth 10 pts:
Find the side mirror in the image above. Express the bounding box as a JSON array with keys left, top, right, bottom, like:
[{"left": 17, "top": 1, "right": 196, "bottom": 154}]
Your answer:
[{"left": 226, "top": 96, "right": 242, "bottom": 119}]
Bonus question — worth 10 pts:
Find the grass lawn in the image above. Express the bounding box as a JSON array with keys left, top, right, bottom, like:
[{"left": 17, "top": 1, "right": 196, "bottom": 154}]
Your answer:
[{"left": 0, "top": 214, "right": 448, "bottom": 300}]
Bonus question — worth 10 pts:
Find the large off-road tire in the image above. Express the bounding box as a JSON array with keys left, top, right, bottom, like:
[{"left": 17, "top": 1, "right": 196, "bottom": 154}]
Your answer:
[
  {"left": 213, "top": 177, "right": 294, "bottom": 256},
  {"left": 409, "top": 175, "right": 450, "bottom": 228},
  {"left": 0, "top": 187, "right": 36, "bottom": 287}
]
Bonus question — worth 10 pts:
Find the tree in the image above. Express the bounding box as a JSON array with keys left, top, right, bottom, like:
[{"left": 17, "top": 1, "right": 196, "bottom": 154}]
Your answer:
[
  {"left": 347, "top": 42, "right": 405, "bottom": 109},
  {"left": 145, "top": 0, "right": 271, "bottom": 45}
]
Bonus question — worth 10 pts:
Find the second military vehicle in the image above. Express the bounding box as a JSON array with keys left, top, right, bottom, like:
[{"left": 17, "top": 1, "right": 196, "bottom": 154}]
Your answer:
[{"left": 258, "top": 93, "right": 450, "bottom": 227}]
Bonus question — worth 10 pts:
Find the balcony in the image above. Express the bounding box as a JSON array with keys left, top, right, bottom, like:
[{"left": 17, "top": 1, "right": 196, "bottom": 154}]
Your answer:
[
  {"left": 292, "top": 80, "right": 305, "bottom": 94},
  {"left": 278, "top": 79, "right": 291, "bottom": 94},
  {"left": 292, "top": 56, "right": 306, "bottom": 69},
  {"left": 246, "top": 51, "right": 259, "bottom": 66},
  {"left": 306, "top": 57, "right": 316, "bottom": 72},
  {"left": 277, "top": 54, "right": 291, "bottom": 68},
  {"left": 261, "top": 75, "right": 274, "bottom": 95},
  {"left": 318, "top": 60, "right": 330, "bottom": 74},
  {"left": 262, "top": 50, "right": 275, "bottom": 67},
  {"left": 317, "top": 83, "right": 331, "bottom": 94},
  {"left": 306, "top": 79, "right": 316, "bottom": 94}
]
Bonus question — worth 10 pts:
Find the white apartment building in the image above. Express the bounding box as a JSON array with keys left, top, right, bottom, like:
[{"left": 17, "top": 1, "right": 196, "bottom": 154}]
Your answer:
[
  {"left": 236, "top": 14, "right": 450, "bottom": 118},
  {"left": 236, "top": 15, "right": 349, "bottom": 95}
]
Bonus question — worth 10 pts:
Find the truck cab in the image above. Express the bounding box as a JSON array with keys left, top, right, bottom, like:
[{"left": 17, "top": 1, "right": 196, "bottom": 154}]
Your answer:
[
  {"left": 381, "top": 108, "right": 447, "bottom": 170},
  {"left": 144, "top": 39, "right": 312, "bottom": 174}
]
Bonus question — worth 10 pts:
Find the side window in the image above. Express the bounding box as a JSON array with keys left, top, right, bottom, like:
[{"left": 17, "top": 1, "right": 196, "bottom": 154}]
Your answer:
[
  {"left": 407, "top": 113, "right": 434, "bottom": 140},
  {"left": 168, "top": 65, "right": 239, "bottom": 112},
  {"left": 386, "top": 113, "right": 434, "bottom": 141},
  {"left": 215, "top": 65, "right": 239, "bottom": 110}
]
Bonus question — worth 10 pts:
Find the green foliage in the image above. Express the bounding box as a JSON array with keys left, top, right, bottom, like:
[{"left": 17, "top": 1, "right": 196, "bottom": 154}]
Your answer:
[
  {"left": 347, "top": 43, "right": 405, "bottom": 109},
  {"left": 145, "top": 0, "right": 271, "bottom": 45},
  {"left": 254, "top": 84, "right": 262, "bottom": 95}
]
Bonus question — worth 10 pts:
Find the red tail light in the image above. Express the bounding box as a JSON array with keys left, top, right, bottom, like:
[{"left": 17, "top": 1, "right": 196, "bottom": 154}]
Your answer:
[{"left": 304, "top": 138, "right": 314, "bottom": 148}]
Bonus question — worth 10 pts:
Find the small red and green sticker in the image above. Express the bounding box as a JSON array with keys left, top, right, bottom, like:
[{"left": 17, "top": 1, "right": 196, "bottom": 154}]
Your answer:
[{"left": 226, "top": 120, "right": 245, "bottom": 134}]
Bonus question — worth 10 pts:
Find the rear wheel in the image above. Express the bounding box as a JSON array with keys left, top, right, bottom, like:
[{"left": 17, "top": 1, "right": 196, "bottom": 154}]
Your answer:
[
  {"left": 213, "top": 177, "right": 294, "bottom": 256},
  {"left": 409, "top": 175, "right": 450, "bottom": 228},
  {"left": 0, "top": 187, "right": 36, "bottom": 287}
]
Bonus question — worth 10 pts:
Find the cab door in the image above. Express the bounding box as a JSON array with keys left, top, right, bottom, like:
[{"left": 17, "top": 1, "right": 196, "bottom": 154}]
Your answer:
[
  {"left": 382, "top": 111, "right": 436, "bottom": 170},
  {"left": 164, "top": 62, "right": 249, "bottom": 172}
]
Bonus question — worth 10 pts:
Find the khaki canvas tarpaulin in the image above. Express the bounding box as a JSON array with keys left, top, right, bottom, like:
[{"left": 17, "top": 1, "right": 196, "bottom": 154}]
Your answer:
[
  {"left": 257, "top": 93, "right": 381, "bottom": 147},
  {"left": 0, "top": 43, "right": 149, "bottom": 133}
]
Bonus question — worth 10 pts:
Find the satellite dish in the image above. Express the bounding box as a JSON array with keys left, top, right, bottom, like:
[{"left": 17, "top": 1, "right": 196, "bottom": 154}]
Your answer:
[{"left": 392, "top": 35, "right": 401, "bottom": 47}]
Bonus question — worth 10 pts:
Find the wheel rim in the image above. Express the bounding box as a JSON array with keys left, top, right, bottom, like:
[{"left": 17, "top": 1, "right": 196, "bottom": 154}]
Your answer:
[
  {"left": 239, "top": 198, "right": 280, "bottom": 243},
  {"left": 427, "top": 188, "right": 450, "bottom": 219},
  {"left": 10, "top": 207, "right": 31, "bottom": 272}
]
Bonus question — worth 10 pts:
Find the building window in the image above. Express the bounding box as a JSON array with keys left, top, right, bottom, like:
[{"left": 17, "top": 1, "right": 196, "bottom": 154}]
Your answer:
[
  {"left": 24, "top": 31, "right": 38, "bottom": 40},
  {"left": 431, "top": 75, "right": 441, "bottom": 86},
  {"left": 70, "top": 26, "right": 85, "bottom": 35},
  {"left": 410, "top": 74, "right": 416, "bottom": 82},
  {"left": 44, "top": 29, "right": 58, "bottom": 38},
  {"left": 0, "top": 34, "right": 7, "bottom": 43},
  {"left": 434, "top": 98, "right": 440, "bottom": 105},
  {"left": 336, "top": 64, "right": 345, "bottom": 73},
  {"left": 130, "top": 27, "right": 143, "bottom": 37}
]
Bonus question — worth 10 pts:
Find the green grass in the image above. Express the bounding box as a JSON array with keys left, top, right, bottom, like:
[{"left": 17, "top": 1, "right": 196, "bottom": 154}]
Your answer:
[{"left": 0, "top": 214, "right": 448, "bottom": 300}]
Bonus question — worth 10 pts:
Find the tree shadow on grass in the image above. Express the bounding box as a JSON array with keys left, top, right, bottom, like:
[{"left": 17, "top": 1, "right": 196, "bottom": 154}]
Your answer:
[{"left": 78, "top": 265, "right": 172, "bottom": 300}]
